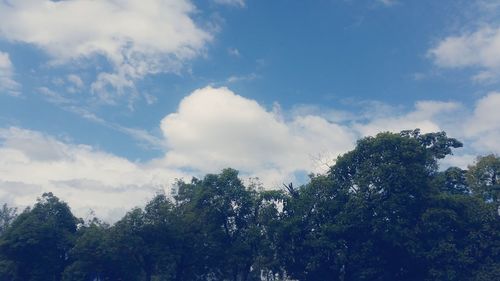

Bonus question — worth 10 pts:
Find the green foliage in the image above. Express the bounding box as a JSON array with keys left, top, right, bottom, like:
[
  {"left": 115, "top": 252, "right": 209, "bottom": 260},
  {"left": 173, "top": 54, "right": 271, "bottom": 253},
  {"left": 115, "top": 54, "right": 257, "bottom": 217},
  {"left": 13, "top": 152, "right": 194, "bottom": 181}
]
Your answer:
[
  {"left": 417, "top": 194, "right": 499, "bottom": 281},
  {"left": 173, "top": 168, "right": 269, "bottom": 280},
  {"left": 0, "top": 130, "right": 498, "bottom": 281},
  {"left": 275, "top": 130, "right": 496, "bottom": 281},
  {"left": 433, "top": 167, "right": 470, "bottom": 195},
  {"left": 0, "top": 193, "right": 78, "bottom": 281},
  {"left": 62, "top": 221, "right": 110, "bottom": 281},
  {"left": 0, "top": 204, "right": 17, "bottom": 235},
  {"left": 467, "top": 154, "right": 500, "bottom": 209}
]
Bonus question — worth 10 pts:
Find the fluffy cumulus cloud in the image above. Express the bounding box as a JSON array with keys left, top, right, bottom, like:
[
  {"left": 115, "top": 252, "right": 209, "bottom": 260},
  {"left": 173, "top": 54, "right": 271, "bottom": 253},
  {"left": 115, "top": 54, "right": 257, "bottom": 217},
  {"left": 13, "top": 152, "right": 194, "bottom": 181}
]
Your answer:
[
  {"left": 0, "top": 0, "right": 212, "bottom": 102},
  {"left": 159, "top": 87, "right": 357, "bottom": 185},
  {"left": 429, "top": 26, "right": 500, "bottom": 82},
  {"left": 158, "top": 87, "right": 500, "bottom": 175},
  {"left": 0, "top": 51, "right": 20, "bottom": 96},
  {"left": 0, "top": 127, "right": 187, "bottom": 222}
]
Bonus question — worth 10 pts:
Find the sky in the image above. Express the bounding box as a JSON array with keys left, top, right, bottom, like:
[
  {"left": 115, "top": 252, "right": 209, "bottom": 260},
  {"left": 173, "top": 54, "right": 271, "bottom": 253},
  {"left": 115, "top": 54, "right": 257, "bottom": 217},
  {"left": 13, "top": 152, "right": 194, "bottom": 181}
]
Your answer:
[{"left": 0, "top": 0, "right": 499, "bottom": 221}]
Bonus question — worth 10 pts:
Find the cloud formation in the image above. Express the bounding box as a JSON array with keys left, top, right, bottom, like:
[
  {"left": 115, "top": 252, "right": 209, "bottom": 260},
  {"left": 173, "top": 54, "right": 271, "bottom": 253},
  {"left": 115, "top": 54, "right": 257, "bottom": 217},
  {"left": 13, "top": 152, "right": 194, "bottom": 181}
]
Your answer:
[
  {"left": 158, "top": 87, "right": 497, "bottom": 181},
  {"left": 463, "top": 92, "right": 500, "bottom": 153},
  {"left": 354, "top": 101, "right": 461, "bottom": 136},
  {"left": 0, "top": 51, "right": 20, "bottom": 96},
  {"left": 0, "top": 127, "right": 186, "bottom": 222},
  {"left": 0, "top": 0, "right": 212, "bottom": 103},
  {"left": 1, "top": 86, "right": 499, "bottom": 221},
  {"left": 214, "top": 0, "right": 245, "bottom": 8},
  {"left": 429, "top": 26, "right": 500, "bottom": 83},
  {"left": 378, "top": 0, "right": 398, "bottom": 7},
  {"left": 160, "top": 87, "right": 357, "bottom": 184}
]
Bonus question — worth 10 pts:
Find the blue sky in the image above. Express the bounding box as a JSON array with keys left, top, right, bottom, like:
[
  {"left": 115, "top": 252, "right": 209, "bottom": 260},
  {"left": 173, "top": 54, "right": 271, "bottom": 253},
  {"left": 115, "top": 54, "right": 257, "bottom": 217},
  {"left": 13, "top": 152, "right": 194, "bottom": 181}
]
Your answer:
[{"left": 0, "top": 0, "right": 499, "bottom": 221}]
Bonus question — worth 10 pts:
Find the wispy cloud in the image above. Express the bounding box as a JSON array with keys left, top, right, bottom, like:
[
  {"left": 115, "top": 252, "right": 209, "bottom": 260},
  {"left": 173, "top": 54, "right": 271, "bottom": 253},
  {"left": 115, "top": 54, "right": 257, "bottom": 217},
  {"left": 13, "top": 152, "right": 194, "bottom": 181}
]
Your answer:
[
  {"left": 226, "top": 73, "right": 258, "bottom": 83},
  {"left": 0, "top": 51, "right": 20, "bottom": 96},
  {"left": 213, "top": 0, "right": 245, "bottom": 8},
  {"left": 37, "top": 86, "right": 164, "bottom": 151},
  {"left": 227, "top": 47, "right": 241, "bottom": 58},
  {"left": 378, "top": 0, "right": 398, "bottom": 7},
  {"left": 0, "top": 0, "right": 212, "bottom": 104}
]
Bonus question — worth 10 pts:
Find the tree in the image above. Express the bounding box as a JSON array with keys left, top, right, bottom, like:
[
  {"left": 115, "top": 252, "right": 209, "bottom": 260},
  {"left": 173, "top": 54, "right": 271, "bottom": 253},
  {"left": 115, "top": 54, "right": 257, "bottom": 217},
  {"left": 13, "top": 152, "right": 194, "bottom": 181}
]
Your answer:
[
  {"left": 62, "top": 220, "right": 110, "bottom": 281},
  {"left": 433, "top": 167, "right": 470, "bottom": 195},
  {"left": 466, "top": 154, "right": 500, "bottom": 211},
  {"left": 2, "top": 129, "right": 499, "bottom": 280},
  {"left": 0, "top": 193, "right": 78, "bottom": 281},
  {"left": 278, "top": 130, "right": 463, "bottom": 280},
  {"left": 105, "top": 208, "right": 150, "bottom": 281},
  {"left": 65, "top": 199, "right": 180, "bottom": 281},
  {"left": 417, "top": 194, "right": 500, "bottom": 281},
  {"left": 140, "top": 193, "right": 178, "bottom": 280},
  {"left": 276, "top": 174, "right": 349, "bottom": 281},
  {"left": 333, "top": 130, "right": 461, "bottom": 280},
  {"left": 0, "top": 203, "right": 17, "bottom": 235},
  {"left": 173, "top": 169, "right": 265, "bottom": 280},
  {"left": 251, "top": 189, "right": 287, "bottom": 280}
]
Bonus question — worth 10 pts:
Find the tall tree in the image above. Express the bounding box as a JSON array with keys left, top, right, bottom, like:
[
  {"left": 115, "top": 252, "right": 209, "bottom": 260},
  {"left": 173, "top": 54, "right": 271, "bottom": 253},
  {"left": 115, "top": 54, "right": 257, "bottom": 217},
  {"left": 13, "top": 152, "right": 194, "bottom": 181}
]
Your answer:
[
  {"left": 278, "top": 130, "right": 463, "bottom": 280},
  {"left": 2, "top": 129, "right": 499, "bottom": 281},
  {"left": 466, "top": 154, "right": 500, "bottom": 211},
  {"left": 62, "top": 220, "right": 110, "bottom": 281},
  {"left": 417, "top": 194, "right": 500, "bottom": 281},
  {"left": 0, "top": 193, "right": 78, "bottom": 281},
  {"left": 140, "top": 194, "right": 178, "bottom": 280},
  {"left": 174, "top": 169, "right": 265, "bottom": 280},
  {"left": 0, "top": 203, "right": 17, "bottom": 235},
  {"left": 433, "top": 167, "right": 470, "bottom": 195}
]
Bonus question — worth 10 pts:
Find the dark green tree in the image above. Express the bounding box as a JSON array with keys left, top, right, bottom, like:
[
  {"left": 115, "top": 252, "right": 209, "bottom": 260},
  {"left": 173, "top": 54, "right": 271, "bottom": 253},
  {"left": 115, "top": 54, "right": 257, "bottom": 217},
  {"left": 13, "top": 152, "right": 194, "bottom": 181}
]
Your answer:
[
  {"left": 64, "top": 195, "right": 179, "bottom": 281},
  {"left": 433, "top": 167, "right": 470, "bottom": 195},
  {"left": 417, "top": 194, "right": 500, "bottom": 281},
  {"left": 466, "top": 154, "right": 499, "bottom": 210},
  {"left": 2, "top": 129, "right": 499, "bottom": 281},
  {"left": 173, "top": 168, "right": 266, "bottom": 280},
  {"left": 278, "top": 130, "right": 463, "bottom": 280},
  {"left": 0, "top": 203, "right": 17, "bottom": 235},
  {"left": 0, "top": 193, "right": 78, "bottom": 281},
  {"left": 140, "top": 194, "right": 178, "bottom": 280},
  {"left": 62, "top": 219, "right": 110, "bottom": 281},
  {"left": 276, "top": 174, "right": 349, "bottom": 281}
]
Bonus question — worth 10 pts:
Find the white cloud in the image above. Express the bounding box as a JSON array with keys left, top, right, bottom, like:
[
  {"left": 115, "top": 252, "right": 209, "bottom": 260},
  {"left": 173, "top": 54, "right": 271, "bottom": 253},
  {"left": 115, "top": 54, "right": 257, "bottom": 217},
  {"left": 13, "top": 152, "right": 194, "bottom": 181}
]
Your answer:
[
  {"left": 463, "top": 92, "right": 500, "bottom": 153},
  {"left": 0, "top": 127, "right": 186, "bottom": 222},
  {"left": 353, "top": 100, "right": 461, "bottom": 136},
  {"left": 379, "top": 0, "right": 398, "bottom": 7},
  {"left": 157, "top": 88, "right": 497, "bottom": 181},
  {"left": 472, "top": 70, "right": 497, "bottom": 83},
  {"left": 0, "top": 0, "right": 212, "bottom": 102},
  {"left": 159, "top": 86, "right": 357, "bottom": 185},
  {"left": 0, "top": 51, "right": 20, "bottom": 96},
  {"left": 429, "top": 26, "right": 500, "bottom": 82},
  {"left": 227, "top": 47, "right": 241, "bottom": 57},
  {"left": 214, "top": 0, "right": 245, "bottom": 8},
  {"left": 476, "top": 0, "right": 500, "bottom": 15},
  {"left": 66, "top": 74, "right": 84, "bottom": 93},
  {"left": 439, "top": 153, "right": 478, "bottom": 169},
  {"left": 226, "top": 73, "right": 258, "bottom": 83}
]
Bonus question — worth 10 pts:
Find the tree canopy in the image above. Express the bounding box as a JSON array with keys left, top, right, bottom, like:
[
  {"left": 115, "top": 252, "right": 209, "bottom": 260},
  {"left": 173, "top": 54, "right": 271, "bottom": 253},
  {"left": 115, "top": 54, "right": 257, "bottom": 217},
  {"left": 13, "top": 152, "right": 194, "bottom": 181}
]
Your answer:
[{"left": 0, "top": 130, "right": 498, "bottom": 281}]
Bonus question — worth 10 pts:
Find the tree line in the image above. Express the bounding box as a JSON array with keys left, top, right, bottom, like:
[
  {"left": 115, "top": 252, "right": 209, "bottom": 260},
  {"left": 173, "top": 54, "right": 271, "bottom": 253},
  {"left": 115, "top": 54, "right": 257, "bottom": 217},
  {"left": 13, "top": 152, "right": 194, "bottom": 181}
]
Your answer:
[{"left": 0, "top": 130, "right": 498, "bottom": 281}]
